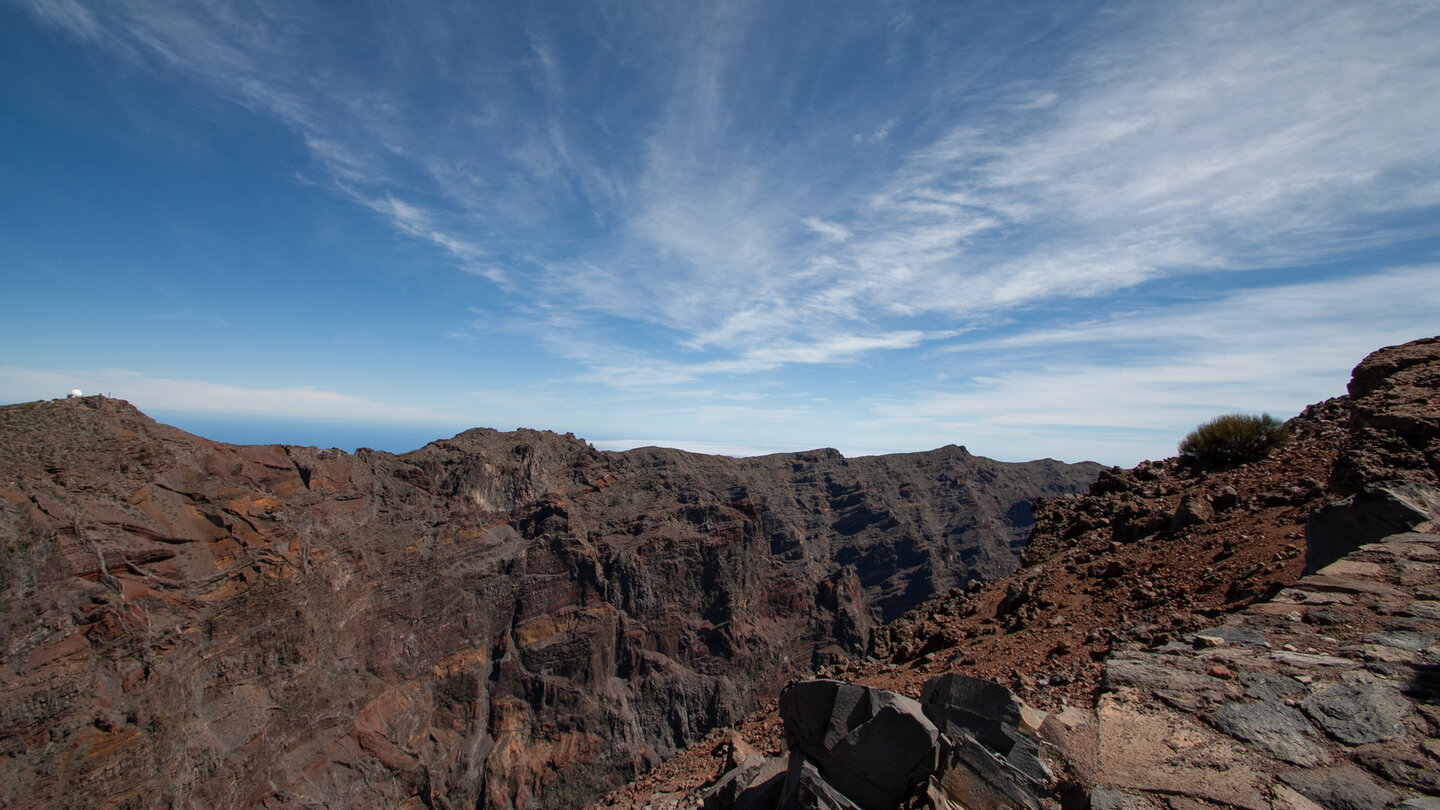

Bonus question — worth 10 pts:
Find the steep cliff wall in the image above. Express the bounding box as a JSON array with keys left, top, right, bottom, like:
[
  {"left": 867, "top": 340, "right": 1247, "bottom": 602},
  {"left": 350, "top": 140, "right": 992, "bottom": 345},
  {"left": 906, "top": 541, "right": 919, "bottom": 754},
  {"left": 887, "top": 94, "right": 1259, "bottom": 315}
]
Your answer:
[{"left": 0, "top": 403, "right": 1099, "bottom": 808}]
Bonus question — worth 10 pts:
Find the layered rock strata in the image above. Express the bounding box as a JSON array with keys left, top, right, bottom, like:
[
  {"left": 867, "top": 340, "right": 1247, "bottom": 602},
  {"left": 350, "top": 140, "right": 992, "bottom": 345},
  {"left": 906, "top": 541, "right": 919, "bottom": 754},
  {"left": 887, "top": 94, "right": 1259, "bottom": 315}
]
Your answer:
[{"left": 0, "top": 400, "right": 1098, "bottom": 808}]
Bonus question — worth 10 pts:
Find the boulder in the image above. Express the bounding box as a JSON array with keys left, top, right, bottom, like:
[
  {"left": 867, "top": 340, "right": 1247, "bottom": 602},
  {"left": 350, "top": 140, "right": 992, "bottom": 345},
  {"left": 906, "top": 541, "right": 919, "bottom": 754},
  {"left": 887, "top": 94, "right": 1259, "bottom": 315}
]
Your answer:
[
  {"left": 920, "top": 674, "right": 1023, "bottom": 753},
  {"left": 774, "top": 676, "right": 1058, "bottom": 810},
  {"left": 779, "top": 680, "right": 939, "bottom": 810},
  {"left": 1170, "top": 493, "right": 1214, "bottom": 531},
  {"left": 933, "top": 731, "right": 1046, "bottom": 810},
  {"left": 781, "top": 755, "right": 865, "bottom": 810},
  {"left": 920, "top": 674, "right": 1051, "bottom": 810}
]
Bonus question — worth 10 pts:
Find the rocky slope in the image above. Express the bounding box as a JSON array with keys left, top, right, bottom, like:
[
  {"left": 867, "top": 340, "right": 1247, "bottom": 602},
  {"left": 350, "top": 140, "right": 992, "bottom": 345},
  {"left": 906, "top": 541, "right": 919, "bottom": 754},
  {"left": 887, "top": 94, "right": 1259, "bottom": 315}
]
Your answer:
[
  {"left": 600, "top": 336, "right": 1440, "bottom": 809},
  {"left": 0, "top": 401, "right": 1099, "bottom": 808}
]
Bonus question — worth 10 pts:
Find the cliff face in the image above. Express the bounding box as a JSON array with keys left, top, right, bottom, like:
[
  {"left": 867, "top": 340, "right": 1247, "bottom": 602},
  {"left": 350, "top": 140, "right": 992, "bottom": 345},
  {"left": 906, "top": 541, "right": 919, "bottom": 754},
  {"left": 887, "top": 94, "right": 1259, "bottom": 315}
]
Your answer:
[{"left": 0, "top": 402, "right": 1099, "bottom": 809}]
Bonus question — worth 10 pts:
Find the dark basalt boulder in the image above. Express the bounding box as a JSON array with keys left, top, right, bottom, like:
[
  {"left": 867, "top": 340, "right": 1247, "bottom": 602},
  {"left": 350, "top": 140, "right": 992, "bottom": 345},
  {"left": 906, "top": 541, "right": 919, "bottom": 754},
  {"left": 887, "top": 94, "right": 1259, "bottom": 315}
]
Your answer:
[
  {"left": 780, "top": 679, "right": 939, "bottom": 810},
  {"left": 712, "top": 674, "right": 1053, "bottom": 810}
]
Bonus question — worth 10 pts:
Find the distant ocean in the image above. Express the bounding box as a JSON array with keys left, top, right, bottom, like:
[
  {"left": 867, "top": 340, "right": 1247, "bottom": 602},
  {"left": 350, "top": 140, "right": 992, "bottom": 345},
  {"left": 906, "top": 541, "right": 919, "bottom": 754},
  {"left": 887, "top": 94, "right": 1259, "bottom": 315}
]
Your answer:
[
  {"left": 150, "top": 413, "right": 810, "bottom": 458},
  {"left": 150, "top": 413, "right": 466, "bottom": 455}
]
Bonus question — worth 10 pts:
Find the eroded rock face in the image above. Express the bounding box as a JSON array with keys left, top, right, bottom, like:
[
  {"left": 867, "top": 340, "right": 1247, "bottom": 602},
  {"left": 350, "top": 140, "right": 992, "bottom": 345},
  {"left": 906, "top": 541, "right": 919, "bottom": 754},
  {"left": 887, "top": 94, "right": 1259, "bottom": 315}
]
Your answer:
[
  {"left": 0, "top": 399, "right": 1099, "bottom": 809},
  {"left": 1334, "top": 335, "right": 1440, "bottom": 490}
]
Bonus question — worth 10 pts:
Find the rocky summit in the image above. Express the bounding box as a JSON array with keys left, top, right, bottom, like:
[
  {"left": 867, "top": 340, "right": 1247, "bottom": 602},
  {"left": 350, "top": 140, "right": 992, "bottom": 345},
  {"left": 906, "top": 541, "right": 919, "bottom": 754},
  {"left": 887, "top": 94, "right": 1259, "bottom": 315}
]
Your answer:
[
  {"left": 0, "top": 398, "right": 1098, "bottom": 808},
  {"left": 598, "top": 336, "right": 1440, "bottom": 810}
]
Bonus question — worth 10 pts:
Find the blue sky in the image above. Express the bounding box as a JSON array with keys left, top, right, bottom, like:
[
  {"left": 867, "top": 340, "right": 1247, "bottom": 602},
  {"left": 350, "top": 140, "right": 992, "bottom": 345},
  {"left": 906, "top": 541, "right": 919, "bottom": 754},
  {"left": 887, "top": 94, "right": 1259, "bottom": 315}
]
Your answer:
[{"left": 2, "top": 0, "right": 1438, "bottom": 465}]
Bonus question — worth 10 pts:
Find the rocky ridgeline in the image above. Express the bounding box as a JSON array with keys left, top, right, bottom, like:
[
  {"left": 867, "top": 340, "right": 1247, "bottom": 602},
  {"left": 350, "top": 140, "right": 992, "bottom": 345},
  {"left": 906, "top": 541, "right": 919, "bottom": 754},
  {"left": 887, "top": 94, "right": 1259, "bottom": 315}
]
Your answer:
[
  {"left": 0, "top": 397, "right": 1098, "bottom": 808},
  {"left": 599, "top": 336, "right": 1440, "bottom": 810}
]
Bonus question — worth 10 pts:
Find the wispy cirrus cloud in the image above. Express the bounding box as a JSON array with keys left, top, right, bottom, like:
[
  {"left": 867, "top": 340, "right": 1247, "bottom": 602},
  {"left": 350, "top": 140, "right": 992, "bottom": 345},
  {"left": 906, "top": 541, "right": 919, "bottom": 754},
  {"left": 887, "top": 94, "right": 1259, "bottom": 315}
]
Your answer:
[
  {"left": 784, "top": 2, "right": 1440, "bottom": 324},
  {"left": 561, "top": 329, "right": 941, "bottom": 390},
  {"left": 867, "top": 266, "right": 1440, "bottom": 461},
  {"left": 0, "top": 366, "right": 457, "bottom": 423},
  {"left": 26, "top": 1, "right": 1439, "bottom": 335},
  {"left": 12, "top": 0, "right": 1440, "bottom": 460},
  {"left": 519, "top": 0, "right": 1440, "bottom": 383}
]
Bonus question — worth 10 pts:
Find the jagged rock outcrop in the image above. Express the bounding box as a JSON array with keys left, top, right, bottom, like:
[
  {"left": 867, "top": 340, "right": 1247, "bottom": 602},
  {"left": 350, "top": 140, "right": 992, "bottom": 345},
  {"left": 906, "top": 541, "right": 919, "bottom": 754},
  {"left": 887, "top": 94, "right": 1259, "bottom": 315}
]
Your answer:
[
  {"left": 1334, "top": 335, "right": 1440, "bottom": 490},
  {"left": 779, "top": 679, "right": 938, "bottom": 809},
  {"left": 0, "top": 400, "right": 1099, "bottom": 808}
]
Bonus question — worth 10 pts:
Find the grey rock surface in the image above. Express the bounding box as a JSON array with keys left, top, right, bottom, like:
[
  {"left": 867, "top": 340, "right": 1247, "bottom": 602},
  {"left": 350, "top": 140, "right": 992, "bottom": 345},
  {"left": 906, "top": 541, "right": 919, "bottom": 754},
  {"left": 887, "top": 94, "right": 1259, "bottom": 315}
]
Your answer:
[
  {"left": 1279, "top": 765, "right": 1401, "bottom": 810},
  {"left": 1301, "top": 681, "right": 1410, "bottom": 745},
  {"left": 1363, "top": 630, "right": 1436, "bottom": 652},
  {"left": 1205, "top": 701, "right": 1329, "bottom": 766},
  {"left": 1195, "top": 623, "right": 1270, "bottom": 647},
  {"left": 1239, "top": 672, "right": 1303, "bottom": 701}
]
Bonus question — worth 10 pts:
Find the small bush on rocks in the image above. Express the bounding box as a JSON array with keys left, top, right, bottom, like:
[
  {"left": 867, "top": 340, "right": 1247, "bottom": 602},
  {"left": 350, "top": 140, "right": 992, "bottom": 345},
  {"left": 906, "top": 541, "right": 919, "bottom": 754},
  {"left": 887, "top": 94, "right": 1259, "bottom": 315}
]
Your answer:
[{"left": 1179, "top": 413, "right": 1289, "bottom": 469}]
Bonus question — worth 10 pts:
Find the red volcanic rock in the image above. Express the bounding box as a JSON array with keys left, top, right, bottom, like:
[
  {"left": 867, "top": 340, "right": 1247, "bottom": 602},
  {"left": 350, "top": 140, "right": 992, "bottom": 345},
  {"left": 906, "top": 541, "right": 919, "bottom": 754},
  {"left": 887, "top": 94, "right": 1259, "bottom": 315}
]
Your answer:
[
  {"left": 1335, "top": 335, "right": 1440, "bottom": 489},
  {"left": 0, "top": 397, "right": 1098, "bottom": 809}
]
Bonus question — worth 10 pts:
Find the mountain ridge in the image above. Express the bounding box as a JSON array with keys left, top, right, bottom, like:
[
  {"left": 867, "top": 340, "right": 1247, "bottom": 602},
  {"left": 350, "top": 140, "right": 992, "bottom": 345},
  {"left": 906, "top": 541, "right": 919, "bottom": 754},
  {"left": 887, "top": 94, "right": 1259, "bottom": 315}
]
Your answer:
[{"left": 0, "top": 396, "right": 1100, "bottom": 808}]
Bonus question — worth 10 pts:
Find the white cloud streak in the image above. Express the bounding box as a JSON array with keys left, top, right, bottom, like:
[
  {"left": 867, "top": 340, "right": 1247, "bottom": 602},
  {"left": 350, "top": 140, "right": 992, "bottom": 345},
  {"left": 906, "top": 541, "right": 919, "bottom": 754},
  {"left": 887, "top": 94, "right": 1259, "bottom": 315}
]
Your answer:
[
  {"left": 871, "top": 266, "right": 1440, "bottom": 462},
  {"left": 570, "top": 329, "right": 938, "bottom": 389},
  {"left": 13, "top": 0, "right": 1440, "bottom": 438},
  {"left": 0, "top": 366, "right": 455, "bottom": 424}
]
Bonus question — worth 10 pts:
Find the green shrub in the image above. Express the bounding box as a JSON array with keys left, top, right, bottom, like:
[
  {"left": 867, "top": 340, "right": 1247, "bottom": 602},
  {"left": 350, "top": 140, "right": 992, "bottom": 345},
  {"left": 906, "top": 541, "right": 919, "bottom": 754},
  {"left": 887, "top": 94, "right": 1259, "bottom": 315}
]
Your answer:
[{"left": 1178, "top": 413, "right": 1289, "bottom": 469}]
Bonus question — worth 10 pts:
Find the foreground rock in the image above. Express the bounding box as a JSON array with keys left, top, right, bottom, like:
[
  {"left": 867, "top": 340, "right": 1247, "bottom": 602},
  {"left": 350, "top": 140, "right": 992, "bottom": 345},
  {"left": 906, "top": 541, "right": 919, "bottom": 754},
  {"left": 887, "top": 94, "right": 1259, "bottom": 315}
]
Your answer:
[
  {"left": 705, "top": 674, "right": 1053, "bottom": 810},
  {"left": 1090, "top": 526, "right": 1440, "bottom": 807},
  {"left": 0, "top": 399, "right": 1098, "bottom": 808}
]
